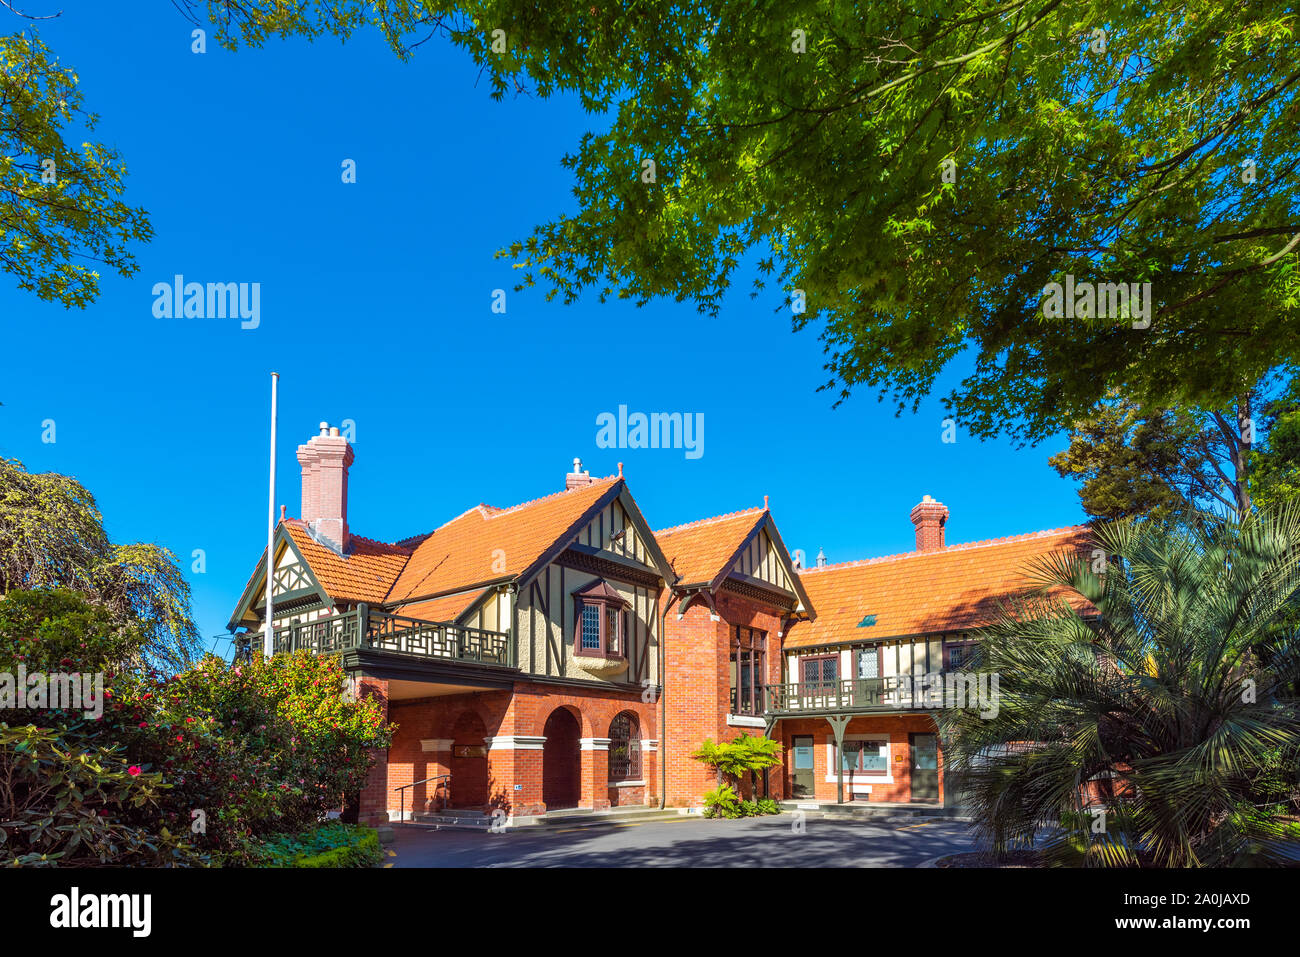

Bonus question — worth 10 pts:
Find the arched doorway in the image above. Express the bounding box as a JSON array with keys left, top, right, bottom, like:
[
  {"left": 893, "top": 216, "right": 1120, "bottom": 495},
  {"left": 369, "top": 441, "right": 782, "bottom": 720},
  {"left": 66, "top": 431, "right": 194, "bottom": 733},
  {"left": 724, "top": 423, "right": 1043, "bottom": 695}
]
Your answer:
[
  {"left": 542, "top": 707, "right": 582, "bottom": 810},
  {"left": 449, "top": 711, "right": 489, "bottom": 809}
]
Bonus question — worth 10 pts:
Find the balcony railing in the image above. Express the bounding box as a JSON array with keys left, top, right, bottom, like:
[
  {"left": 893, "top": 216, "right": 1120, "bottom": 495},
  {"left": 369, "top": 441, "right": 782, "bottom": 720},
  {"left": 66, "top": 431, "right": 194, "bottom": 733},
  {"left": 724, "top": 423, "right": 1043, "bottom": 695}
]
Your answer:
[
  {"left": 766, "top": 675, "right": 949, "bottom": 715},
  {"left": 265, "top": 604, "right": 513, "bottom": 667}
]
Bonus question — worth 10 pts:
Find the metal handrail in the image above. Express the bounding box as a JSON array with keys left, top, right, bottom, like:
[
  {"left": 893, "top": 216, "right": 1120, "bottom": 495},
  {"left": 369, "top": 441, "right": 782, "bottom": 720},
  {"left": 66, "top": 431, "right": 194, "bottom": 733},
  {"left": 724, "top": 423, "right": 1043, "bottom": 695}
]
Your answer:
[{"left": 393, "top": 773, "right": 451, "bottom": 824}]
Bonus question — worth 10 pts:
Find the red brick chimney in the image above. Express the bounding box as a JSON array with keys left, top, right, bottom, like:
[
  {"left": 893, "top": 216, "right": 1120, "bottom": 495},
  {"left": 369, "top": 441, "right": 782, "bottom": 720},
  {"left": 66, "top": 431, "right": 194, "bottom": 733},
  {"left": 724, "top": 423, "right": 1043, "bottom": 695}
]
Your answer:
[
  {"left": 297, "top": 422, "right": 354, "bottom": 552},
  {"left": 910, "top": 495, "right": 948, "bottom": 552},
  {"left": 566, "top": 457, "right": 593, "bottom": 490}
]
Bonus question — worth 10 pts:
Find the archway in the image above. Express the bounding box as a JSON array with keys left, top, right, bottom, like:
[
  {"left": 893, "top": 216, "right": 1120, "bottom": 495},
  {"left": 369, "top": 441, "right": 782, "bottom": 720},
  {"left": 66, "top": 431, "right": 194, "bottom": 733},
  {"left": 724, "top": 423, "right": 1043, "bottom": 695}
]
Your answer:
[
  {"left": 542, "top": 707, "right": 582, "bottom": 810},
  {"left": 449, "top": 711, "right": 489, "bottom": 809}
]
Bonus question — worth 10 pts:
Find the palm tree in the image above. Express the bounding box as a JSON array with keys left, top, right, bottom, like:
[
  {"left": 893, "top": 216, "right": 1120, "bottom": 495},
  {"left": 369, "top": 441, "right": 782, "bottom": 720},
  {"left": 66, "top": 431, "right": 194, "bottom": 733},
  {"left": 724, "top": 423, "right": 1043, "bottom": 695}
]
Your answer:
[{"left": 938, "top": 508, "right": 1300, "bottom": 867}]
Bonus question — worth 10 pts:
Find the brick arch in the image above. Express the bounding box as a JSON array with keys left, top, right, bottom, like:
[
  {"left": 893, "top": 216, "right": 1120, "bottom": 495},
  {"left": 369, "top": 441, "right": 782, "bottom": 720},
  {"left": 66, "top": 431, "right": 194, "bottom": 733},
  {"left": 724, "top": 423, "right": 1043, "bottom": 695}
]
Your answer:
[{"left": 541, "top": 706, "right": 582, "bottom": 810}]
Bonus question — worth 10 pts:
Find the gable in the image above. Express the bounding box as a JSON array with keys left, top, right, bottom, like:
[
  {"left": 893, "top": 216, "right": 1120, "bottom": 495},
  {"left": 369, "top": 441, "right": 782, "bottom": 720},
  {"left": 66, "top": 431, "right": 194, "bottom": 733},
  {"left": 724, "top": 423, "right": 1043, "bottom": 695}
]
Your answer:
[{"left": 730, "top": 527, "right": 796, "bottom": 593}]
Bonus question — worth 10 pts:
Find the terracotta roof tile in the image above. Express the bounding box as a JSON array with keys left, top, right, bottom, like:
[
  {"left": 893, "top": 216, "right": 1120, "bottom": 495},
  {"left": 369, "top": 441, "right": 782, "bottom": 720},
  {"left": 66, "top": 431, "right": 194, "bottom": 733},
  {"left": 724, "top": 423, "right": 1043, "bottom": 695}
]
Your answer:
[
  {"left": 283, "top": 522, "right": 411, "bottom": 605},
  {"left": 394, "top": 589, "right": 488, "bottom": 623},
  {"left": 653, "top": 507, "right": 766, "bottom": 586},
  {"left": 386, "top": 476, "right": 622, "bottom": 602},
  {"left": 784, "top": 526, "right": 1094, "bottom": 648}
]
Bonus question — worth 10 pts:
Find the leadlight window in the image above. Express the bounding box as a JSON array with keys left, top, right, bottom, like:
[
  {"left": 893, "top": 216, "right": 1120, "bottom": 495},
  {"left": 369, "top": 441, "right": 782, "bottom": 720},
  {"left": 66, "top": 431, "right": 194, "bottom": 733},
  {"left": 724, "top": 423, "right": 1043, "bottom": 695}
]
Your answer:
[
  {"left": 729, "top": 626, "right": 767, "bottom": 715},
  {"left": 801, "top": 654, "right": 838, "bottom": 693},
  {"left": 572, "top": 580, "right": 629, "bottom": 659},
  {"left": 857, "top": 647, "right": 879, "bottom": 679},
  {"left": 608, "top": 712, "right": 642, "bottom": 783},
  {"left": 581, "top": 604, "right": 601, "bottom": 650}
]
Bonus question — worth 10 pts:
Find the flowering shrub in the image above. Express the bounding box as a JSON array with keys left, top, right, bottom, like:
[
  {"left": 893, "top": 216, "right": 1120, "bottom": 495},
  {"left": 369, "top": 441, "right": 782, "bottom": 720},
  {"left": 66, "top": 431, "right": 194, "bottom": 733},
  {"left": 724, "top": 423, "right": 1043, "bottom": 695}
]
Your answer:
[{"left": 1, "top": 589, "right": 393, "bottom": 866}]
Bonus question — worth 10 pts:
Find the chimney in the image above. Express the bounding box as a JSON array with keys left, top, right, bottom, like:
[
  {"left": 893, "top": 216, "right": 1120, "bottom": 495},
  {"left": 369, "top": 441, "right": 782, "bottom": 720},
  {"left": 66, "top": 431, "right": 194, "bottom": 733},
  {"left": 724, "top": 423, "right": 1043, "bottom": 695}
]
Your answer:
[
  {"left": 297, "top": 422, "right": 355, "bottom": 552},
  {"left": 565, "top": 457, "right": 593, "bottom": 490},
  {"left": 910, "top": 495, "right": 949, "bottom": 552}
]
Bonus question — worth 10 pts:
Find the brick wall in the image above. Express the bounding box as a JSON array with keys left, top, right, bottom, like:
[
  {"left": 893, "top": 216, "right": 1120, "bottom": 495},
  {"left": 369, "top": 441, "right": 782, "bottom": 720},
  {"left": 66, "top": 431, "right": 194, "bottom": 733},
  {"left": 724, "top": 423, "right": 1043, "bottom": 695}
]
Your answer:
[
  {"left": 778, "top": 713, "right": 944, "bottom": 804},
  {"left": 377, "top": 678, "right": 657, "bottom": 820},
  {"left": 659, "top": 589, "right": 787, "bottom": 807}
]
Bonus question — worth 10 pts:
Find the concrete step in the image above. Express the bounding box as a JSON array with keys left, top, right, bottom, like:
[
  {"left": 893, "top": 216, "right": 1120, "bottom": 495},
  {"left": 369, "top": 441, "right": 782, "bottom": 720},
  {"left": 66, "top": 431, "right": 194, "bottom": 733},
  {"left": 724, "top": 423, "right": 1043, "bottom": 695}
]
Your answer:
[
  {"left": 515, "top": 806, "right": 703, "bottom": 830},
  {"left": 780, "top": 800, "right": 961, "bottom": 822}
]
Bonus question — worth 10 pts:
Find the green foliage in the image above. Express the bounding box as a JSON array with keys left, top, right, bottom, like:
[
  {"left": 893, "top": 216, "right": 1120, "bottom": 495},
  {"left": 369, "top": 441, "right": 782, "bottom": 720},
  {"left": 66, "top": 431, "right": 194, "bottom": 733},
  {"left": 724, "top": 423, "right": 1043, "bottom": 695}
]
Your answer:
[
  {"left": 702, "top": 784, "right": 740, "bottom": 819},
  {"left": 0, "top": 29, "right": 151, "bottom": 307},
  {"left": 254, "top": 822, "right": 382, "bottom": 868},
  {"left": 0, "top": 588, "right": 394, "bottom": 866},
  {"left": 0, "top": 459, "right": 201, "bottom": 672},
  {"left": 938, "top": 509, "right": 1300, "bottom": 867},
  {"left": 1049, "top": 393, "right": 1228, "bottom": 523},
  {"left": 756, "top": 798, "right": 782, "bottom": 815},
  {"left": 1052, "top": 376, "right": 1300, "bottom": 523},
  {"left": 1250, "top": 377, "right": 1300, "bottom": 512},
  {"left": 691, "top": 733, "right": 783, "bottom": 785},
  {"left": 183, "top": 1, "right": 1300, "bottom": 445},
  {"left": 0, "top": 722, "right": 203, "bottom": 867}
]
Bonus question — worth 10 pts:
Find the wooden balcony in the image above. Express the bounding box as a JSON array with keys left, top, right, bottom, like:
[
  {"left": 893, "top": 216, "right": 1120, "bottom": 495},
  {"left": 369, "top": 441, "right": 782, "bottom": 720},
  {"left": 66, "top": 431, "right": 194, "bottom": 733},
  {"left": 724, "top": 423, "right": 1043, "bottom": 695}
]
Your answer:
[
  {"left": 266, "top": 604, "right": 513, "bottom": 668},
  {"left": 765, "top": 675, "right": 948, "bottom": 716}
]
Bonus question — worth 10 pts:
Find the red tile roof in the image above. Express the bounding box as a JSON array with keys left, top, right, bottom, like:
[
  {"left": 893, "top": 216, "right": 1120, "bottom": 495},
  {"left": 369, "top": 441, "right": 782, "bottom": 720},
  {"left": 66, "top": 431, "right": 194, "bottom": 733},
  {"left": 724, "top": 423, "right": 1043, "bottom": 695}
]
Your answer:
[
  {"left": 784, "top": 526, "right": 1094, "bottom": 649},
  {"left": 386, "top": 476, "right": 622, "bottom": 603},
  {"left": 654, "top": 507, "right": 766, "bottom": 586},
  {"left": 283, "top": 521, "right": 411, "bottom": 605}
]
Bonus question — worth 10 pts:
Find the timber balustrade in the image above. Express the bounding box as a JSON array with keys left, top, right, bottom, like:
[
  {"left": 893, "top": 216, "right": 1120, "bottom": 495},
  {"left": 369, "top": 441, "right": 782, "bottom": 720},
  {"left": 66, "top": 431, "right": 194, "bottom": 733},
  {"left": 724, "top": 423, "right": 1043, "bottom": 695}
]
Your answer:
[
  {"left": 765, "top": 675, "right": 950, "bottom": 715},
  {"left": 266, "top": 604, "right": 513, "bottom": 667}
]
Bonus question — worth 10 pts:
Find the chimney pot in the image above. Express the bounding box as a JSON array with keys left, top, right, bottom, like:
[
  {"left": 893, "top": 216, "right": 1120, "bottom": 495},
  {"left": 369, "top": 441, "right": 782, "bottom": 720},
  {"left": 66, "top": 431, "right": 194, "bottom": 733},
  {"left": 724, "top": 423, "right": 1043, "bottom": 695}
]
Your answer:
[{"left": 910, "top": 495, "right": 949, "bottom": 552}]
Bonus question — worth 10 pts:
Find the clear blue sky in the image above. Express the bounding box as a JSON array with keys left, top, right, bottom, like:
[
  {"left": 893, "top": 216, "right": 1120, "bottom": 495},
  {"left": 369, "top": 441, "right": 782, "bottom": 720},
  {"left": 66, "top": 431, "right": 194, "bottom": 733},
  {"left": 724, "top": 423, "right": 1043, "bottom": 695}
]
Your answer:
[{"left": 0, "top": 8, "right": 1084, "bottom": 653}]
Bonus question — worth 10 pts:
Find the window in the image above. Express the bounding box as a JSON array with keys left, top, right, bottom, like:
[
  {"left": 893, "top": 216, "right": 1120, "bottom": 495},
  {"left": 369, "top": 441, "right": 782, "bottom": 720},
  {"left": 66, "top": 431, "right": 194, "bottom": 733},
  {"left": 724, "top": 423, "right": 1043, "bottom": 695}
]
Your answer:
[
  {"left": 581, "top": 605, "right": 601, "bottom": 650},
  {"left": 801, "top": 654, "right": 838, "bottom": 693},
  {"left": 840, "top": 739, "right": 889, "bottom": 775},
  {"left": 730, "top": 626, "right": 767, "bottom": 715},
  {"left": 572, "top": 580, "right": 629, "bottom": 659},
  {"left": 608, "top": 712, "right": 641, "bottom": 782},
  {"left": 945, "top": 639, "right": 977, "bottom": 671},
  {"left": 857, "top": 646, "right": 880, "bottom": 679}
]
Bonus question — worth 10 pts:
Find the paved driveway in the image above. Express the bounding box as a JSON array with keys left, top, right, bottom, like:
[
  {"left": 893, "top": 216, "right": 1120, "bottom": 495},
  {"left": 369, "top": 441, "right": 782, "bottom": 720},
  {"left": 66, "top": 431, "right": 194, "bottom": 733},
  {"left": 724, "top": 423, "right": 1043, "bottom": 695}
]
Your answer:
[{"left": 387, "top": 814, "right": 977, "bottom": 867}]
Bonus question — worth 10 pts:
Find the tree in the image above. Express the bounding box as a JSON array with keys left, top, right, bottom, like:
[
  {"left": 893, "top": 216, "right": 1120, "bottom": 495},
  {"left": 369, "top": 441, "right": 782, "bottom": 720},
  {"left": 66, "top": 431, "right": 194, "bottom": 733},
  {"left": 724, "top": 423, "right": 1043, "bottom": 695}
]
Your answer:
[
  {"left": 938, "top": 510, "right": 1300, "bottom": 867},
  {"left": 1052, "top": 374, "right": 1300, "bottom": 521},
  {"left": 0, "top": 457, "right": 201, "bottom": 671},
  {"left": 691, "top": 732, "right": 782, "bottom": 797},
  {"left": 1250, "top": 376, "right": 1300, "bottom": 512},
  {"left": 1, "top": 16, "right": 152, "bottom": 308},
  {"left": 180, "top": 1, "right": 1300, "bottom": 445}
]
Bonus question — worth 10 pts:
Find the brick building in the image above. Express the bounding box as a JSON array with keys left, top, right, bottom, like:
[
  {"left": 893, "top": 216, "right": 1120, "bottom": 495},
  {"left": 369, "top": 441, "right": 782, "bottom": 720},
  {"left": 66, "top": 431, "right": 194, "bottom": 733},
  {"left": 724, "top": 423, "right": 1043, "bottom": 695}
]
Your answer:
[{"left": 229, "top": 423, "right": 1089, "bottom": 823}]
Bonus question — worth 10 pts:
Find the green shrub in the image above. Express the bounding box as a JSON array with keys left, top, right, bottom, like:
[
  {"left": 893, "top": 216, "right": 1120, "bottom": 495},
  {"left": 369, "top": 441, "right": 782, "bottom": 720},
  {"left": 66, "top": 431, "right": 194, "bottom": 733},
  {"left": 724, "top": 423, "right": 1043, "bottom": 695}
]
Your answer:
[
  {"left": 0, "top": 587, "right": 394, "bottom": 866},
  {"left": 756, "top": 798, "right": 782, "bottom": 815},
  {"left": 739, "top": 800, "right": 760, "bottom": 817},
  {"left": 703, "top": 784, "right": 741, "bottom": 819},
  {"left": 255, "top": 822, "right": 383, "bottom": 868}
]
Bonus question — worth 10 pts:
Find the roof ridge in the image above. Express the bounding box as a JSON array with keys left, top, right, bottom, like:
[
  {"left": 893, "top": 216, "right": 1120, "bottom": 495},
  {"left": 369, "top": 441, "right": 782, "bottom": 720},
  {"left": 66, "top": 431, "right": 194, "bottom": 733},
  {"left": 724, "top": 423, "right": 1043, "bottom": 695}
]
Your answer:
[
  {"left": 799, "top": 525, "right": 1090, "bottom": 574},
  {"left": 481, "top": 475, "right": 620, "bottom": 520},
  {"left": 655, "top": 505, "right": 766, "bottom": 536},
  {"left": 347, "top": 532, "right": 413, "bottom": 555}
]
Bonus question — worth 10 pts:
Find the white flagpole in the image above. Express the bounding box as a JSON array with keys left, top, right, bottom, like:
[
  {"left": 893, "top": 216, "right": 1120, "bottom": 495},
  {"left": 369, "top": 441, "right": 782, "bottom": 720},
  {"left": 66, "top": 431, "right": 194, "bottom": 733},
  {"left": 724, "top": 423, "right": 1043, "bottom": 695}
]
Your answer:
[{"left": 264, "top": 372, "right": 279, "bottom": 657}]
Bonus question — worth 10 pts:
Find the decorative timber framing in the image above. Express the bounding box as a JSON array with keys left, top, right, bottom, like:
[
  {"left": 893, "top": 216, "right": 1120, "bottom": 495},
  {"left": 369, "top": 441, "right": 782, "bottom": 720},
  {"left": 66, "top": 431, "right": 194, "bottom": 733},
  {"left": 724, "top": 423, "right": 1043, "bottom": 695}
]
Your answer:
[{"left": 227, "top": 525, "right": 333, "bottom": 630}]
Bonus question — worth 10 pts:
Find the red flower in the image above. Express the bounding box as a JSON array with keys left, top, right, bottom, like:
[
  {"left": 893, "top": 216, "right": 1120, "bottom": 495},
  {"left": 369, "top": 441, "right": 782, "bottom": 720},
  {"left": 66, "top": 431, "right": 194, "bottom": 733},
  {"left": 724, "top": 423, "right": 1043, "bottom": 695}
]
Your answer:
[
  {"left": 138, "top": 721, "right": 148, "bottom": 729},
  {"left": 128, "top": 766, "right": 142, "bottom": 777}
]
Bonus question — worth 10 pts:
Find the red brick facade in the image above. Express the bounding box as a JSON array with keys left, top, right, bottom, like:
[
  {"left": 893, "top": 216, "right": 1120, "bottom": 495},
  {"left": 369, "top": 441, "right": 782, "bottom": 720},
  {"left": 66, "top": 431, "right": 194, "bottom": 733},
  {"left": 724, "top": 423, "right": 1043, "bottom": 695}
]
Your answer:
[
  {"left": 660, "top": 589, "right": 786, "bottom": 807},
  {"left": 777, "top": 714, "right": 944, "bottom": 804},
  {"left": 366, "top": 679, "right": 658, "bottom": 821}
]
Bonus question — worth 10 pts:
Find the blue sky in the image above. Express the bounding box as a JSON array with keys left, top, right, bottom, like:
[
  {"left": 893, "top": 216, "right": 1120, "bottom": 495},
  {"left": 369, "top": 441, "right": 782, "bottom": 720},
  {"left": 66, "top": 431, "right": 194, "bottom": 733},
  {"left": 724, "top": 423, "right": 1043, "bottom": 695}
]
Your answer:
[{"left": 0, "top": 8, "right": 1084, "bottom": 653}]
